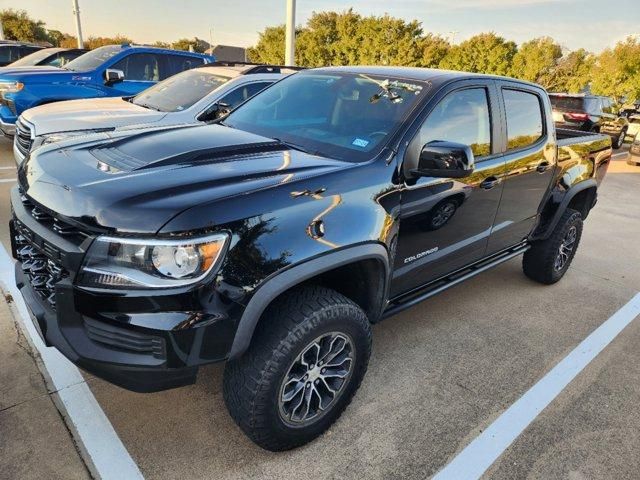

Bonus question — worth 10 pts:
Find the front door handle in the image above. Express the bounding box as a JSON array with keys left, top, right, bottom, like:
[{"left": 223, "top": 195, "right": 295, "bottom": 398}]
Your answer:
[
  {"left": 480, "top": 176, "right": 501, "bottom": 190},
  {"left": 536, "top": 161, "right": 552, "bottom": 173}
]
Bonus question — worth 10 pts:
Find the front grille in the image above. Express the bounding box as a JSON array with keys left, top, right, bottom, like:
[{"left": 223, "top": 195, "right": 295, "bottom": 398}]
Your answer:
[
  {"left": 15, "top": 119, "right": 33, "bottom": 157},
  {"left": 14, "top": 230, "right": 68, "bottom": 309},
  {"left": 84, "top": 318, "right": 166, "bottom": 359},
  {"left": 18, "top": 187, "right": 91, "bottom": 245}
]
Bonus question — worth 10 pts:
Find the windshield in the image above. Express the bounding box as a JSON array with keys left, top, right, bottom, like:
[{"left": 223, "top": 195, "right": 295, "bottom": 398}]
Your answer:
[
  {"left": 549, "top": 95, "right": 588, "bottom": 112},
  {"left": 132, "top": 69, "right": 230, "bottom": 112},
  {"left": 10, "top": 49, "right": 56, "bottom": 67},
  {"left": 64, "top": 45, "right": 120, "bottom": 72},
  {"left": 224, "top": 72, "right": 427, "bottom": 161}
]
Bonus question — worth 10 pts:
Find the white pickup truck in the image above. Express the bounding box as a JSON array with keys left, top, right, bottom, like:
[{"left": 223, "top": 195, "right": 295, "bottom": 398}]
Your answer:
[{"left": 14, "top": 62, "right": 300, "bottom": 165}]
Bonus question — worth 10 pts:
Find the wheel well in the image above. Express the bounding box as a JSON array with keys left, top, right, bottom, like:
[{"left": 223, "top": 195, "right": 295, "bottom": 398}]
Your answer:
[
  {"left": 254, "top": 258, "right": 387, "bottom": 331},
  {"left": 567, "top": 187, "right": 597, "bottom": 219}
]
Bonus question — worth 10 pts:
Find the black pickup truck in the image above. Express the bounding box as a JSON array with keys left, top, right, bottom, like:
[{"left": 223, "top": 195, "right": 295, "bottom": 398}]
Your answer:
[{"left": 11, "top": 67, "right": 611, "bottom": 451}]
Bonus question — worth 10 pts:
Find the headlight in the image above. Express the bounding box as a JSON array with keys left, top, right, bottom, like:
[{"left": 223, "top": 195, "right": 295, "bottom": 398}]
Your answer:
[
  {"left": 0, "top": 81, "right": 24, "bottom": 95},
  {"left": 78, "top": 233, "right": 229, "bottom": 289}
]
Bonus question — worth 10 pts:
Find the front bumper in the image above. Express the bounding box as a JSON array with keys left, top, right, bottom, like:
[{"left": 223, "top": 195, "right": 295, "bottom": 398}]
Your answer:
[
  {"left": 0, "top": 117, "right": 15, "bottom": 136},
  {"left": 10, "top": 185, "right": 243, "bottom": 392}
]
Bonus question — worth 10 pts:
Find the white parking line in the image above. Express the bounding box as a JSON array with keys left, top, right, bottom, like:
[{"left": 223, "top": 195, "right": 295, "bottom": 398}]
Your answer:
[
  {"left": 0, "top": 166, "right": 16, "bottom": 170},
  {"left": 433, "top": 292, "right": 640, "bottom": 480},
  {"left": 0, "top": 245, "right": 144, "bottom": 480},
  {"left": 0, "top": 179, "right": 17, "bottom": 183}
]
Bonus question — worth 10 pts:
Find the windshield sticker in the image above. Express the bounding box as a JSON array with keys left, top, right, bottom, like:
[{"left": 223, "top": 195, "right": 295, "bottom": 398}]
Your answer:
[{"left": 352, "top": 138, "right": 370, "bottom": 148}]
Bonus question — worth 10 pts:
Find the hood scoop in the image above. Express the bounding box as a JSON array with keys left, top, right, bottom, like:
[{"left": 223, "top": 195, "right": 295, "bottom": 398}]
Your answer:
[
  {"left": 88, "top": 124, "right": 287, "bottom": 172},
  {"left": 90, "top": 141, "right": 286, "bottom": 172}
]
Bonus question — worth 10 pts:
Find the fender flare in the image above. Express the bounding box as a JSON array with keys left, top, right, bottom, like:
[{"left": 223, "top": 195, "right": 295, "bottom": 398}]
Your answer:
[
  {"left": 227, "top": 243, "right": 390, "bottom": 360},
  {"left": 535, "top": 179, "right": 597, "bottom": 240}
]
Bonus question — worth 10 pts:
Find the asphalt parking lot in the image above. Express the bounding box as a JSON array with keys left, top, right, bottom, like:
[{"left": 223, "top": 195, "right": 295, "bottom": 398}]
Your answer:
[{"left": 1, "top": 137, "right": 639, "bottom": 479}]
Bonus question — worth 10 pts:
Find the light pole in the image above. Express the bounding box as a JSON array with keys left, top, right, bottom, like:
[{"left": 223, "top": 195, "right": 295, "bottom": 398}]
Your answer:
[
  {"left": 0, "top": 20, "right": 5, "bottom": 41},
  {"left": 285, "top": 0, "right": 296, "bottom": 65},
  {"left": 72, "top": 0, "right": 84, "bottom": 49}
]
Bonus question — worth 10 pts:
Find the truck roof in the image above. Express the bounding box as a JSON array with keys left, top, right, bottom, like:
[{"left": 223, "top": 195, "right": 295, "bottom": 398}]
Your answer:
[{"left": 309, "top": 66, "right": 542, "bottom": 88}]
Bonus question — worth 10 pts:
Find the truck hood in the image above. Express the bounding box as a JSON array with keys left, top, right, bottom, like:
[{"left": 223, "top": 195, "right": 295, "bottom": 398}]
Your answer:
[
  {"left": 22, "top": 97, "right": 167, "bottom": 136},
  {"left": 19, "top": 124, "right": 352, "bottom": 234},
  {"left": 0, "top": 67, "right": 85, "bottom": 83},
  {"left": 0, "top": 65, "right": 63, "bottom": 75}
]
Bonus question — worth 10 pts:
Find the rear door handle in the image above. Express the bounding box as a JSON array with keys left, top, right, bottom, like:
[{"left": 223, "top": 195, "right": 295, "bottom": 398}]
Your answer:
[
  {"left": 536, "top": 161, "right": 552, "bottom": 173},
  {"left": 480, "top": 176, "right": 501, "bottom": 190}
]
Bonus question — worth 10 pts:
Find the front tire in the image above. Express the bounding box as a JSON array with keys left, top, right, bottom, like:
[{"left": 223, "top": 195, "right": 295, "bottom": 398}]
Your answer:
[
  {"left": 223, "top": 285, "right": 371, "bottom": 451},
  {"left": 523, "top": 208, "right": 583, "bottom": 284}
]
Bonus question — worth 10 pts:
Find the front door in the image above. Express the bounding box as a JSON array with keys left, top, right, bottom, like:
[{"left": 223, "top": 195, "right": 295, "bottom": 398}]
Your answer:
[
  {"left": 391, "top": 83, "right": 505, "bottom": 297},
  {"left": 106, "top": 53, "right": 163, "bottom": 96}
]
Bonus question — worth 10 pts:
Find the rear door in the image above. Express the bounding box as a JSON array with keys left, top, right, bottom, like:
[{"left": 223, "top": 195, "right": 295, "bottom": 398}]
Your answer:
[
  {"left": 391, "top": 80, "right": 505, "bottom": 296},
  {"left": 486, "top": 82, "right": 555, "bottom": 254}
]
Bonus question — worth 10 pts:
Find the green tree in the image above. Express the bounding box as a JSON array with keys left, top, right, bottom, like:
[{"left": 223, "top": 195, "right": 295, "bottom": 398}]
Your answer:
[
  {"left": 591, "top": 37, "right": 640, "bottom": 102},
  {"left": 439, "top": 33, "right": 517, "bottom": 75},
  {"left": 510, "top": 37, "right": 562, "bottom": 83},
  {"left": 419, "top": 34, "right": 451, "bottom": 68},
  {"left": 152, "top": 41, "right": 171, "bottom": 48},
  {"left": 247, "top": 25, "right": 288, "bottom": 64},
  {"left": 171, "top": 37, "right": 209, "bottom": 53},
  {"left": 83, "top": 35, "right": 134, "bottom": 50},
  {"left": 0, "top": 9, "right": 50, "bottom": 43},
  {"left": 541, "top": 48, "right": 594, "bottom": 93}
]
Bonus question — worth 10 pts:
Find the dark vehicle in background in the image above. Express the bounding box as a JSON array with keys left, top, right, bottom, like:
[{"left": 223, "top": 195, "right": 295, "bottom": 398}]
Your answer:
[
  {"left": 549, "top": 93, "right": 629, "bottom": 148},
  {"left": 0, "top": 41, "right": 45, "bottom": 67},
  {"left": 3, "top": 47, "right": 87, "bottom": 70},
  {"left": 11, "top": 67, "right": 611, "bottom": 451}
]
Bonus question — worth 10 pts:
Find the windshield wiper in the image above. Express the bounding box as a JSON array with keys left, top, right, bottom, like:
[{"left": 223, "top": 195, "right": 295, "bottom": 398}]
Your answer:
[
  {"left": 134, "top": 102, "right": 162, "bottom": 112},
  {"left": 272, "top": 137, "right": 322, "bottom": 157}
]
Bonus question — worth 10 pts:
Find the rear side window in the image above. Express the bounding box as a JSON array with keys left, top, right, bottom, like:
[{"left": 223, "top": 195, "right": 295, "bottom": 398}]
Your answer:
[
  {"left": 409, "top": 87, "right": 492, "bottom": 159},
  {"left": 167, "top": 55, "right": 204, "bottom": 75},
  {"left": 112, "top": 53, "right": 160, "bottom": 81},
  {"left": 503, "top": 89, "right": 544, "bottom": 151}
]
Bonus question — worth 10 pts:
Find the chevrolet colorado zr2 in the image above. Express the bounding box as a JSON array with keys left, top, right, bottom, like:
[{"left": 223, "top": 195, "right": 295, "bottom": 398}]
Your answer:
[{"left": 10, "top": 67, "right": 611, "bottom": 451}]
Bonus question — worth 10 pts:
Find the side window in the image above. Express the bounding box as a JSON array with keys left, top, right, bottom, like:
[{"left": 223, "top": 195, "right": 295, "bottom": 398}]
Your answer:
[
  {"left": 111, "top": 53, "right": 160, "bottom": 81},
  {"left": 503, "top": 89, "right": 544, "bottom": 151},
  {"left": 409, "top": 88, "right": 492, "bottom": 160},
  {"left": 19, "top": 46, "right": 40, "bottom": 57},
  {"left": 219, "top": 82, "right": 273, "bottom": 109},
  {"left": 167, "top": 55, "right": 204, "bottom": 75}
]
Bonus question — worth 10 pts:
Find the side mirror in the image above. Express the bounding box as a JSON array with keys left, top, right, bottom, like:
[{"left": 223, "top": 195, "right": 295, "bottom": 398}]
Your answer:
[
  {"left": 411, "top": 141, "right": 475, "bottom": 178},
  {"left": 201, "top": 102, "right": 231, "bottom": 122},
  {"left": 104, "top": 69, "right": 125, "bottom": 85}
]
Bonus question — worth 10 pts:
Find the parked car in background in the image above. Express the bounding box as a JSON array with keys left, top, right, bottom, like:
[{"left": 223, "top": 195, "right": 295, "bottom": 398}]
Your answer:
[
  {"left": 626, "top": 114, "right": 640, "bottom": 140},
  {"left": 0, "top": 44, "right": 214, "bottom": 136},
  {"left": 629, "top": 133, "right": 640, "bottom": 164},
  {"left": 13, "top": 62, "right": 301, "bottom": 165},
  {"left": 0, "top": 41, "right": 45, "bottom": 67},
  {"left": 3, "top": 48, "right": 87, "bottom": 70},
  {"left": 11, "top": 66, "right": 611, "bottom": 451},
  {"left": 549, "top": 93, "right": 629, "bottom": 149}
]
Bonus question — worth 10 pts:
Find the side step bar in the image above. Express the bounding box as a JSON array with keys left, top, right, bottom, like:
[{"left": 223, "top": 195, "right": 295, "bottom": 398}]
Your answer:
[{"left": 382, "top": 243, "right": 530, "bottom": 319}]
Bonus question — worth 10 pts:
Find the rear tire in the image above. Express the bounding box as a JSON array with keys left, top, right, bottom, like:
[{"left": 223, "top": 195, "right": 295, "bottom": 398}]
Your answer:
[
  {"left": 523, "top": 208, "right": 583, "bottom": 284},
  {"left": 223, "top": 285, "right": 371, "bottom": 451}
]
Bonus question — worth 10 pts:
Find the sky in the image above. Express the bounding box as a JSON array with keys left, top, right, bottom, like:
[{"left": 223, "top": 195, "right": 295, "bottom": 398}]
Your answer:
[{"left": 4, "top": 0, "right": 640, "bottom": 53}]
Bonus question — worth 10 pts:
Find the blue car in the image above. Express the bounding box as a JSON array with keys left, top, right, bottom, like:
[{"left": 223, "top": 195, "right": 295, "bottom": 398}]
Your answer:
[{"left": 0, "top": 44, "right": 214, "bottom": 135}]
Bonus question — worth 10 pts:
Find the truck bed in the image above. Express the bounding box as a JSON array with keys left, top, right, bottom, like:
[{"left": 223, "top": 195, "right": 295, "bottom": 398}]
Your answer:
[{"left": 556, "top": 128, "right": 610, "bottom": 148}]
